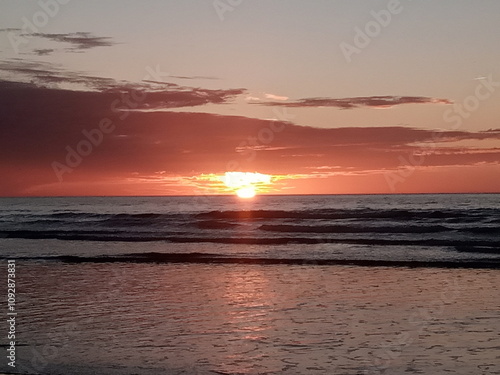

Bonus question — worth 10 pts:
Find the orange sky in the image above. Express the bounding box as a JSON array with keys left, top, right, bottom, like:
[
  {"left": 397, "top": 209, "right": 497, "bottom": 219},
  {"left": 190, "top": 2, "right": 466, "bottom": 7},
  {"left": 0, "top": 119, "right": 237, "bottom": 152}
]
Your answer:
[
  {"left": 1, "top": 82, "right": 498, "bottom": 196},
  {"left": 1, "top": 1, "right": 500, "bottom": 196}
]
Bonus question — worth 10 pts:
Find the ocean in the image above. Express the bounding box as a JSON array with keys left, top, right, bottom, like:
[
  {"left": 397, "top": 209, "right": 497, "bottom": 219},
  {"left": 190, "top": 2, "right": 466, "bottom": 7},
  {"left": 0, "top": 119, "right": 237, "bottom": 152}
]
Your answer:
[
  {"left": 1, "top": 194, "right": 500, "bottom": 265},
  {"left": 1, "top": 194, "right": 499, "bottom": 374}
]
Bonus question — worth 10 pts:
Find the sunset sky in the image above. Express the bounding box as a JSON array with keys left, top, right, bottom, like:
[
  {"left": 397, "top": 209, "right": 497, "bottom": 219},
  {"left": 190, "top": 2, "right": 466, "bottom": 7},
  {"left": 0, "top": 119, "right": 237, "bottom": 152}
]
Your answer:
[{"left": 1, "top": 0, "right": 500, "bottom": 196}]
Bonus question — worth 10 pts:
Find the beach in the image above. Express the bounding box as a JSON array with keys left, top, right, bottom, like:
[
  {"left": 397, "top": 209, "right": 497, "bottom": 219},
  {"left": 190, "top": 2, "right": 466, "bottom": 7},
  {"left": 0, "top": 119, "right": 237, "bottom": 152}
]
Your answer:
[{"left": 2, "top": 261, "right": 498, "bottom": 375}]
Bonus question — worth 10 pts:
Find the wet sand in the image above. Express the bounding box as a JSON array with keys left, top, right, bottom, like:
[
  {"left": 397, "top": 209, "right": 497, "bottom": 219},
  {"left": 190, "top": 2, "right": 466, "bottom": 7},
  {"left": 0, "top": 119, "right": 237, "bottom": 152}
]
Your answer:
[{"left": 5, "top": 262, "right": 500, "bottom": 374}]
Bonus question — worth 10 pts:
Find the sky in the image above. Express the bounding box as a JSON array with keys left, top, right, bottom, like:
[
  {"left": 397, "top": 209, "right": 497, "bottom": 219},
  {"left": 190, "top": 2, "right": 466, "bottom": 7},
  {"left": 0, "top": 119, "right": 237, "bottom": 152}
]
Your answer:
[{"left": 1, "top": 0, "right": 500, "bottom": 196}]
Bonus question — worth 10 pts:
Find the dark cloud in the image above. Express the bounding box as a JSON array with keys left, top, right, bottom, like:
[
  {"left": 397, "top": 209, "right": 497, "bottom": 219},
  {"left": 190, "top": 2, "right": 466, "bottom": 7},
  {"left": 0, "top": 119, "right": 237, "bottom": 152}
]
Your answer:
[
  {"left": 0, "top": 59, "right": 117, "bottom": 89},
  {"left": 0, "top": 79, "right": 498, "bottom": 195},
  {"left": 27, "top": 32, "right": 115, "bottom": 51},
  {"left": 258, "top": 95, "right": 453, "bottom": 109},
  {"left": 142, "top": 80, "right": 179, "bottom": 87},
  {"left": 170, "top": 75, "right": 220, "bottom": 80},
  {"left": 0, "top": 60, "right": 245, "bottom": 106},
  {"left": 1, "top": 30, "right": 115, "bottom": 55},
  {"left": 32, "top": 48, "right": 55, "bottom": 56}
]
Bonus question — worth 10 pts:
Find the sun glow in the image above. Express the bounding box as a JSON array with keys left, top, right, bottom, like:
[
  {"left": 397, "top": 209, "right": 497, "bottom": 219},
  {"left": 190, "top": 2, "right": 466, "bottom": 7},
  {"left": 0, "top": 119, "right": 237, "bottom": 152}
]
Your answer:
[
  {"left": 220, "top": 172, "right": 272, "bottom": 198},
  {"left": 235, "top": 186, "right": 256, "bottom": 199}
]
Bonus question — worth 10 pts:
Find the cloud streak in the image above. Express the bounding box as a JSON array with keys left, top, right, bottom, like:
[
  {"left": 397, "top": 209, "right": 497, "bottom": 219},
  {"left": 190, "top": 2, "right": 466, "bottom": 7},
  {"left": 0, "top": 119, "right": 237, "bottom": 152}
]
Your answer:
[
  {"left": 0, "top": 61, "right": 245, "bottom": 108},
  {"left": 28, "top": 32, "right": 115, "bottom": 51},
  {"left": 170, "top": 75, "right": 219, "bottom": 80},
  {"left": 259, "top": 95, "right": 452, "bottom": 109},
  {"left": 1, "top": 30, "right": 116, "bottom": 56},
  {"left": 32, "top": 48, "right": 55, "bottom": 56}
]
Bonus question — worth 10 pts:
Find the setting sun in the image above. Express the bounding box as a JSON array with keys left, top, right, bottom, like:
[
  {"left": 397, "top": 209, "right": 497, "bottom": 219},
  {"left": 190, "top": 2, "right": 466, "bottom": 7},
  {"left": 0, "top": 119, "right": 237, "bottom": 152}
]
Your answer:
[
  {"left": 219, "top": 172, "right": 271, "bottom": 198},
  {"left": 235, "top": 186, "right": 256, "bottom": 199}
]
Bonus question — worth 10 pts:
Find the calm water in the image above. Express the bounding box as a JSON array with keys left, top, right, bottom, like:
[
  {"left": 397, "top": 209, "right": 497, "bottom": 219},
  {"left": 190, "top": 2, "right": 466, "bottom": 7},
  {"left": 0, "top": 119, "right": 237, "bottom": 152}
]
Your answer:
[{"left": 1, "top": 194, "right": 499, "bottom": 374}]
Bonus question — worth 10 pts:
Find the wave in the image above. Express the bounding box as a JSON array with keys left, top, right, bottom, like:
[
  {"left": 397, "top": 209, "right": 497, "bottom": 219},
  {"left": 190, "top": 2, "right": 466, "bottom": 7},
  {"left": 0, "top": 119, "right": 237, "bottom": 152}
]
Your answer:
[
  {"left": 197, "top": 208, "right": 498, "bottom": 222},
  {"left": 466, "top": 227, "right": 500, "bottom": 234},
  {"left": 50, "top": 212, "right": 108, "bottom": 218},
  {"left": 195, "top": 220, "right": 241, "bottom": 229},
  {"left": 4, "top": 252, "right": 499, "bottom": 269},
  {"left": 6, "top": 208, "right": 499, "bottom": 228},
  {"left": 19, "top": 212, "right": 184, "bottom": 228},
  {"left": 39, "top": 212, "right": 181, "bottom": 221},
  {"left": 258, "top": 224, "right": 452, "bottom": 234},
  {"left": 2, "top": 229, "right": 499, "bottom": 250}
]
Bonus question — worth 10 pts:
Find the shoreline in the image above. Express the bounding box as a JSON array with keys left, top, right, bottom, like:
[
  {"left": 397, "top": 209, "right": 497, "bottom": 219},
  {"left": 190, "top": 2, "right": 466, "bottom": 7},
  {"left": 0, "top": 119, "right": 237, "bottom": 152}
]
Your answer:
[{"left": 4, "top": 252, "right": 500, "bottom": 269}]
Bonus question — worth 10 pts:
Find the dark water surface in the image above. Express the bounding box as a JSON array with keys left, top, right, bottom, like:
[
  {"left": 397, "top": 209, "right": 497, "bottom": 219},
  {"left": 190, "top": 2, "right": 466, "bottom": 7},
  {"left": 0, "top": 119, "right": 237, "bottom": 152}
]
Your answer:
[
  {"left": 1, "top": 194, "right": 499, "bottom": 266},
  {"left": 0, "top": 195, "right": 499, "bottom": 374}
]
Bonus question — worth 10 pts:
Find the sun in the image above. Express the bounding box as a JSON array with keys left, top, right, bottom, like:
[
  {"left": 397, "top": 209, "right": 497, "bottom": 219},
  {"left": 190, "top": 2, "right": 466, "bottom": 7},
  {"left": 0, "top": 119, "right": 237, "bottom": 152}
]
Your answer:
[
  {"left": 218, "top": 172, "right": 271, "bottom": 198},
  {"left": 235, "top": 186, "right": 256, "bottom": 199}
]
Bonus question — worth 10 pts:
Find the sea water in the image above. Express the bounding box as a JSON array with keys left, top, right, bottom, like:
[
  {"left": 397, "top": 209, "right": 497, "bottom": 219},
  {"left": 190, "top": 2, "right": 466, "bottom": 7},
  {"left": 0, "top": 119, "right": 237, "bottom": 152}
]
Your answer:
[{"left": 0, "top": 194, "right": 499, "bottom": 374}]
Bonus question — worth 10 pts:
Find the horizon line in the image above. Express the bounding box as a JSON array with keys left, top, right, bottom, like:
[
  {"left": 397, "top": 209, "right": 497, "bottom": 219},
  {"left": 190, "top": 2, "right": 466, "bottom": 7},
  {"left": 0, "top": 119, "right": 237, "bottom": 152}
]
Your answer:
[{"left": 1, "top": 192, "right": 499, "bottom": 199}]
